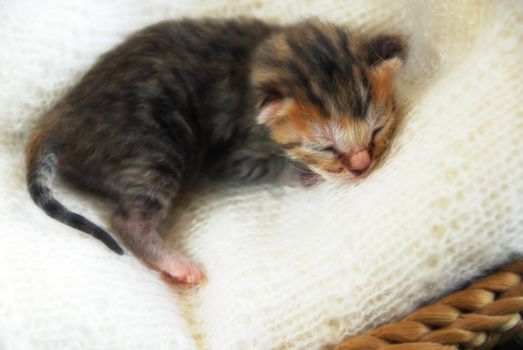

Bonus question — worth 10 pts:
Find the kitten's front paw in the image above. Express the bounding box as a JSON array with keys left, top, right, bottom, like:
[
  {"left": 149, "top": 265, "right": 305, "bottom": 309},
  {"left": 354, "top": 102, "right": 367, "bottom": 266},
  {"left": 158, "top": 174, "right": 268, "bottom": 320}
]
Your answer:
[
  {"left": 158, "top": 256, "right": 206, "bottom": 285},
  {"left": 277, "top": 167, "right": 323, "bottom": 187},
  {"left": 300, "top": 171, "right": 323, "bottom": 187}
]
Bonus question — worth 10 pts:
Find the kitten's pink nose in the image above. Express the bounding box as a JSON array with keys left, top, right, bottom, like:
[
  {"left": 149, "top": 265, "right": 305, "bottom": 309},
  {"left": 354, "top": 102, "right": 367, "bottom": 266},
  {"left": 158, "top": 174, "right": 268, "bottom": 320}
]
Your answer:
[{"left": 347, "top": 148, "right": 371, "bottom": 173}]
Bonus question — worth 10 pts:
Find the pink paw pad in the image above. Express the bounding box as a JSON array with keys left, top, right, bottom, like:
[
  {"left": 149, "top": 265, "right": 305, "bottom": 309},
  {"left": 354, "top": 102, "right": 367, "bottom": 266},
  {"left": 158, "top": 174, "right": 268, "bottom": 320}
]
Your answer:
[{"left": 158, "top": 257, "right": 206, "bottom": 285}]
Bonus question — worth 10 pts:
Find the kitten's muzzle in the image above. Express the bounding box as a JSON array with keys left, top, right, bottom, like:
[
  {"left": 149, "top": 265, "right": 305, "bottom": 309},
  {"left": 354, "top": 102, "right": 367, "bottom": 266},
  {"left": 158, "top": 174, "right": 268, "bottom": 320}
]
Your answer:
[{"left": 342, "top": 148, "right": 371, "bottom": 176}]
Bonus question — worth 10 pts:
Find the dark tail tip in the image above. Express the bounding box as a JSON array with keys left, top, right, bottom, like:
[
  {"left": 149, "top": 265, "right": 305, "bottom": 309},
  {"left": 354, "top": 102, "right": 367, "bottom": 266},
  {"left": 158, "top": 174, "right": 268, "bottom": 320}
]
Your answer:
[
  {"left": 106, "top": 240, "right": 125, "bottom": 255},
  {"left": 27, "top": 130, "right": 125, "bottom": 256},
  {"left": 82, "top": 220, "right": 125, "bottom": 255}
]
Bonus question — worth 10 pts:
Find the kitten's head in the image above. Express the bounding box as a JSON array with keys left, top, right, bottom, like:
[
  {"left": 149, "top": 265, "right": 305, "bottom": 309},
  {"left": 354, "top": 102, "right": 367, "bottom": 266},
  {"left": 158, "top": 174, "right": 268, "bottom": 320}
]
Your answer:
[{"left": 251, "top": 20, "right": 406, "bottom": 181}]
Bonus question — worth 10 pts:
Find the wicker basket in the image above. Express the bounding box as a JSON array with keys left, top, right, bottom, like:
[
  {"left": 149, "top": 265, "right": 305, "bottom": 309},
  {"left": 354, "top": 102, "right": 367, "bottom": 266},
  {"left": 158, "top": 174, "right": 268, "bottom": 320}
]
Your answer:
[{"left": 334, "top": 259, "right": 523, "bottom": 350}]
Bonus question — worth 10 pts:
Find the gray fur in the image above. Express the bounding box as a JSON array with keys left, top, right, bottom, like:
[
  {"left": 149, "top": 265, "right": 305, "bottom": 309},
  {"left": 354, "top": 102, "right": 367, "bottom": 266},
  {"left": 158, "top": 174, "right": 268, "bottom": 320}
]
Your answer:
[{"left": 26, "top": 18, "right": 405, "bottom": 283}]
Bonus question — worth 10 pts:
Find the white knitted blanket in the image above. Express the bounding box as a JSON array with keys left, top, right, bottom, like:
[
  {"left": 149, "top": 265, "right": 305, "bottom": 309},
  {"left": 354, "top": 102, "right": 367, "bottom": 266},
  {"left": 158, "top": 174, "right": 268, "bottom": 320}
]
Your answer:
[{"left": 1, "top": 1, "right": 522, "bottom": 349}]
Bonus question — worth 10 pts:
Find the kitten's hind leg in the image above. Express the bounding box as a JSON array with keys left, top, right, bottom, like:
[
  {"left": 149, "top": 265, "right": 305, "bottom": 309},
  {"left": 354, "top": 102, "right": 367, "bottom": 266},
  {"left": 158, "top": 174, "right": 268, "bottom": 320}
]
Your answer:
[{"left": 112, "top": 196, "right": 204, "bottom": 284}]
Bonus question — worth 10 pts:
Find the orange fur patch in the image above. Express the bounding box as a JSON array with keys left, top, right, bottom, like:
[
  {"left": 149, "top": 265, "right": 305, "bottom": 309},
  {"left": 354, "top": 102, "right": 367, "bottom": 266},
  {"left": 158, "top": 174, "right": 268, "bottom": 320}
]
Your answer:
[
  {"left": 268, "top": 99, "right": 322, "bottom": 145},
  {"left": 285, "top": 101, "right": 318, "bottom": 140},
  {"left": 368, "top": 69, "right": 393, "bottom": 108}
]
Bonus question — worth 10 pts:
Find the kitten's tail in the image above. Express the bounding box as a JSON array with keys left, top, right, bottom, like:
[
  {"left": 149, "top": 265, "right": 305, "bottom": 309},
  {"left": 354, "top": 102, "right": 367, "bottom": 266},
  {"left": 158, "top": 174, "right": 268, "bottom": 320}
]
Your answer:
[{"left": 26, "top": 126, "right": 124, "bottom": 255}]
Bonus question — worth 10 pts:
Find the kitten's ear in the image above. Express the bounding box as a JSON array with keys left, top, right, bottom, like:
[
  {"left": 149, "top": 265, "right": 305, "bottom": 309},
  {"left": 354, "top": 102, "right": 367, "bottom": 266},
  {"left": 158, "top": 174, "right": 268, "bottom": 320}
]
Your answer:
[
  {"left": 255, "top": 98, "right": 287, "bottom": 124},
  {"left": 366, "top": 35, "right": 407, "bottom": 76}
]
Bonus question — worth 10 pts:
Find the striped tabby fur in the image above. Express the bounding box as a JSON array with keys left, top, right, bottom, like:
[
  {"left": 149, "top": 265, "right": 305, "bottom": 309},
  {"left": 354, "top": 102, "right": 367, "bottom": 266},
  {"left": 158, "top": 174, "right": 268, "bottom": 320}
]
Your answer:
[{"left": 26, "top": 18, "right": 405, "bottom": 284}]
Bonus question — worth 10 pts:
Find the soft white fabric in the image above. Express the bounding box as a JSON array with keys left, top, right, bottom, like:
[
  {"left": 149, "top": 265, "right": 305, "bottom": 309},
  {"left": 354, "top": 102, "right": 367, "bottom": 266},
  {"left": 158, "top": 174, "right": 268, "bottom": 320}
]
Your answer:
[{"left": 1, "top": 0, "right": 522, "bottom": 349}]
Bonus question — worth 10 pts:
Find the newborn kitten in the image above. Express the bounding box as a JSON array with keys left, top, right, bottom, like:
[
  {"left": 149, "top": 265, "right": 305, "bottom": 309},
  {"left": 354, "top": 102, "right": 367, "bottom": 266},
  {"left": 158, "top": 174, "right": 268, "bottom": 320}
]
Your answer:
[{"left": 26, "top": 18, "right": 405, "bottom": 284}]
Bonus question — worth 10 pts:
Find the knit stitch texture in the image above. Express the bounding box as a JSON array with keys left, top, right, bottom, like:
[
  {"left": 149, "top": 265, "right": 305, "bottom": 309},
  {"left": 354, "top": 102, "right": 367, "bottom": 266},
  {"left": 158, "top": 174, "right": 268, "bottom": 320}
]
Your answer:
[{"left": 1, "top": 1, "right": 522, "bottom": 349}]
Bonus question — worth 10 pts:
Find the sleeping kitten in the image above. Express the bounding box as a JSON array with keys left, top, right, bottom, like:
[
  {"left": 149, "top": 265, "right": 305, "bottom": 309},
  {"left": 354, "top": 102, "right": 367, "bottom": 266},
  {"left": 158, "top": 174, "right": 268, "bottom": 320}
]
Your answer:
[{"left": 26, "top": 18, "right": 406, "bottom": 284}]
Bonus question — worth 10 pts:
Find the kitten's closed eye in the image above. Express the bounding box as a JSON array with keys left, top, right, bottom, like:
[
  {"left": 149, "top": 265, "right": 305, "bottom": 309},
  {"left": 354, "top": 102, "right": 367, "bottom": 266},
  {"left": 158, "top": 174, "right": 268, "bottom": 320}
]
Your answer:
[
  {"left": 321, "top": 146, "right": 338, "bottom": 154},
  {"left": 306, "top": 145, "right": 338, "bottom": 156},
  {"left": 371, "top": 125, "right": 385, "bottom": 138}
]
